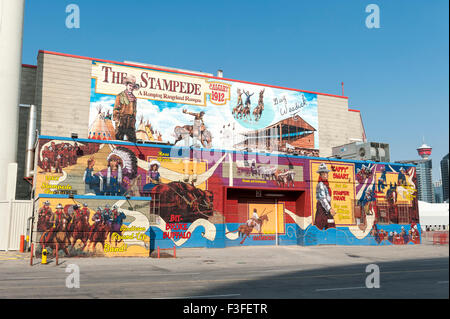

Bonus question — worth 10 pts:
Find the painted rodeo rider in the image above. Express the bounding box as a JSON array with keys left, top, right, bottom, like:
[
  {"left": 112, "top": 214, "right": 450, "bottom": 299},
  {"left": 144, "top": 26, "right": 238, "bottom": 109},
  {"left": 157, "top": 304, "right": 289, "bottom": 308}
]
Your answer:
[
  {"left": 113, "top": 74, "right": 140, "bottom": 143},
  {"left": 314, "top": 163, "right": 336, "bottom": 230},
  {"left": 246, "top": 208, "right": 261, "bottom": 233},
  {"left": 182, "top": 109, "right": 205, "bottom": 147}
]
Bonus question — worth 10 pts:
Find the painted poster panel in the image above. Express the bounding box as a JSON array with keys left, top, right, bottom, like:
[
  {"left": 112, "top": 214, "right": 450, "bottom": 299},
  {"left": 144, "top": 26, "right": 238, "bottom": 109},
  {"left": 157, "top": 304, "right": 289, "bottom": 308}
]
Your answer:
[
  {"left": 304, "top": 160, "right": 420, "bottom": 246},
  {"left": 246, "top": 201, "right": 285, "bottom": 235},
  {"left": 221, "top": 159, "right": 304, "bottom": 189},
  {"left": 310, "top": 160, "right": 356, "bottom": 227},
  {"left": 34, "top": 197, "right": 151, "bottom": 257},
  {"left": 89, "top": 61, "right": 319, "bottom": 156}
]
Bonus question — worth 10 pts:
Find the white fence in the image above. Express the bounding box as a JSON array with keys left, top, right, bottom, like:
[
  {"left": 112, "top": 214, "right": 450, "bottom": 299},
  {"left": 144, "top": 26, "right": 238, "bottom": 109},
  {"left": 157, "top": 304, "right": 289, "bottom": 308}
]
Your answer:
[{"left": 0, "top": 200, "right": 33, "bottom": 251}]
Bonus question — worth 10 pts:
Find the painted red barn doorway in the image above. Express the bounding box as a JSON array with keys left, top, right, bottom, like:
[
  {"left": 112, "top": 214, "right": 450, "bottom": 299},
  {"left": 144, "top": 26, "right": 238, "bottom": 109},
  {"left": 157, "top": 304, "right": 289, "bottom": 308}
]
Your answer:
[{"left": 225, "top": 188, "right": 306, "bottom": 245}]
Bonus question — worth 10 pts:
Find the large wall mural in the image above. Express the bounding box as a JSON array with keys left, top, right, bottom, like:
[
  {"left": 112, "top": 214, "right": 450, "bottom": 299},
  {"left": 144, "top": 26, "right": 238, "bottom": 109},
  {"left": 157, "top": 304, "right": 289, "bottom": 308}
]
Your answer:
[
  {"left": 89, "top": 61, "right": 319, "bottom": 156},
  {"left": 33, "top": 137, "right": 421, "bottom": 257}
]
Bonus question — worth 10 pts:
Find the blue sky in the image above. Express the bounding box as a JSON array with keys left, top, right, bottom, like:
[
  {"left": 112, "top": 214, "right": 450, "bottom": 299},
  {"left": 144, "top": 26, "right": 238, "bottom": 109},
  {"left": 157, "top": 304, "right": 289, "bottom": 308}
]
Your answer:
[{"left": 22, "top": 0, "right": 449, "bottom": 180}]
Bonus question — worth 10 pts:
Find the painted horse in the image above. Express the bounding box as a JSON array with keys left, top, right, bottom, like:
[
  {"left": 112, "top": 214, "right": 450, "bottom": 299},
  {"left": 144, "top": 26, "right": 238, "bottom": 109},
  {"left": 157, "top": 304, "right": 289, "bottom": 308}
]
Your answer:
[
  {"left": 252, "top": 89, "right": 265, "bottom": 121},
  {"left": 83, "top": 222, "right": 110, "bottom": 253},
  {"left": 226, "top": 214, "right": 269, "bottom": 244},
  {"left": 70, "top": 213, "right": 90, "bottom": 248},
  {"left": 39, "top": 217, "right": 71, "bottom": 257}
]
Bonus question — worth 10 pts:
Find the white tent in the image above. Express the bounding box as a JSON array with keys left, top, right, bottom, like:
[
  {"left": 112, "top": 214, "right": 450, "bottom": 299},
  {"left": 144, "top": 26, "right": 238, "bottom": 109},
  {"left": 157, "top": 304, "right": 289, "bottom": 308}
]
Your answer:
[
  {"left": 418, "top": 201, "right": 449, "bottom": 229},
  {"left": 88, "top": 106, "right": 115, "bottom": 140}
]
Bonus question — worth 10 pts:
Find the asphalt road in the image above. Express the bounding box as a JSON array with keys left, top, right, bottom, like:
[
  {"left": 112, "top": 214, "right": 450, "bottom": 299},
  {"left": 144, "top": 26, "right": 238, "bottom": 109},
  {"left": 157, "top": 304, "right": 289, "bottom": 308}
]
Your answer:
[{"left": 0, "top": 245, "right": 448, "bottom": 299}]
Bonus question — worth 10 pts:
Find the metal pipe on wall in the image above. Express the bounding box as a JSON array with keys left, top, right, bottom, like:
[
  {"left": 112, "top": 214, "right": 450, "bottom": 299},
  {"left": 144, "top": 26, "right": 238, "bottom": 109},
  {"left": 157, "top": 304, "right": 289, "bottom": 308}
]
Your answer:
[
  {"left": 0, "top": 0, "right": 25, "bottom": 201},
  {"left": 23, "top": 104, "right": 37, "bottom": 178}
]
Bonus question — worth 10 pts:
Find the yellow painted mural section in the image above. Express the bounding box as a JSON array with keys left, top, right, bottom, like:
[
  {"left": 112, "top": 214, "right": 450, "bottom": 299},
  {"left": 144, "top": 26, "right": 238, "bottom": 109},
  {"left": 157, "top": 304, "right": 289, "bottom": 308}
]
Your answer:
[
  {"left": 310, "top": 161, "right": 356, "bottom": 226},
  {"left": 247, "top": 202, "right": 285, "bottom": 234}
]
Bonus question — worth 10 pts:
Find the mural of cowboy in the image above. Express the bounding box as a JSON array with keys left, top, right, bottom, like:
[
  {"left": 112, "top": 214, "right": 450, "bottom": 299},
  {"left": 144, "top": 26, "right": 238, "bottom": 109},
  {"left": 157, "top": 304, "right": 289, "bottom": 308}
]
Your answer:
[
  {"left": 397, "top": 167, "right": 407, "bottom": 186},
  {"left": 182, "top": 109, "right": 205, "bottom": 147},
  {"left": 246, "top": 208, "right": 261, "bottom": 232},
  {"left": 113, "top": 74, "right": 140, "bottom": 143},
  {"left": 37, "top": 200, "right": 53, "bottom": 231},
  {"left": 48, "top": 203, "right": 67, "bottom": 238},
  {"left": 81, "top": 203, "right": 90, "bottom": 218},
  {"left": 314, "top": 163, "right": 336, "bottom": 230},
  {"left": 102, "top": 204, "right": 112, "bottom": 226},
  {"left": 377, "top": 165, "right": 387, "bottom": 192},
  {"left": 90, "top": 207, "right": 103, "bottom": 233}
]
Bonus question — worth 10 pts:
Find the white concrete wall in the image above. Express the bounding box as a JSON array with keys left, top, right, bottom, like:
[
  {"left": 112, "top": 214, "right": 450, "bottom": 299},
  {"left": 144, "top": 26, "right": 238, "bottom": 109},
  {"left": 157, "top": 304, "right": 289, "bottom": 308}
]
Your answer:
[{"left": 0, "top": 200, "right": 33, "bottom": 251}]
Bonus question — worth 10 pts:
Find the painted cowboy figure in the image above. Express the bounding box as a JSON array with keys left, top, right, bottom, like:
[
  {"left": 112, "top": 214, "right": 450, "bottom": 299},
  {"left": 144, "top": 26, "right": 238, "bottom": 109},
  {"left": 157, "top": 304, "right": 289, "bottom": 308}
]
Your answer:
[
  {"left": 397, "top": 167, "right": 407, "bottom": 186},
  {"left": 358, "top": 185, "right": 376, "bottom": 226},
  {"left": 102, "top": 204, "right": 113, "bottom": 225},
  {"left": 183, "top": 109, "right": 205, "bottom": 147},
  {"left": 41, "top": 146, "right": 51, "bottom": 170},
  {"left": 377, "top": 165, "right": 387, "bottom": 192},
  {"left": 246, "top": 208, "right": 261, "bottom": 232},
  {"left": 72, "top": 204, "right": 83, "bottom": 222},
  {"left": 68, "top": 145, "right": 75, "bottom": 165},
  {"left": 314, "top": 163, "right": 336, "bottom": 230},
  {"left": 54, "top": 154, "right": 63, "bottom": 174},
  {"left": 37, "top": 201, "right": 53, "bottom": 231},
  {"left": 243, "top": 90, "right": 254, "bottom": 108},
  {"left": 50, "top": 203, "right": 67, "bottom": 231},
  {"left": 41, "top": 157, "right": 51, "bottom": 173},
  {"left": 49, "top": 142, "right": 57, "bottom": 166},
  {"left": 236, "top": 88, "right": 243, "bottom": 108},
  {"left": 90, "top": 207, "right": 103, "bottom": 235},
  {"left": 81, "top": 203, "right": 90, "bottom": 218},
  {"left": 233, "top": 88, "right": 244, "bottom": 117},
  {"left": 113, "top": 74, "right": 140, "bottom": 143},
  {"left": 62, "top": 144, "right": 70, "bottom": 167},
  {"left": 111, "top": 206, "right": 126, "bottom": 225}
]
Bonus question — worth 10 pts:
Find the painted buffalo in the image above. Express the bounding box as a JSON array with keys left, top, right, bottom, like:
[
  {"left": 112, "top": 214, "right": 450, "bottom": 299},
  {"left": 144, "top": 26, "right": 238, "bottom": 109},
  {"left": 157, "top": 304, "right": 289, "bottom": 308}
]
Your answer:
[{"left": 150, "top": 181, "right": 214, "bottom": 223}]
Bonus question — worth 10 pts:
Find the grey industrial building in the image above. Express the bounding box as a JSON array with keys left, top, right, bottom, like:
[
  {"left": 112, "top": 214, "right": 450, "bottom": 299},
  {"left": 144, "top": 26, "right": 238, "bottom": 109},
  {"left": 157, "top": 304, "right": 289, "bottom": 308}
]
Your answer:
[{"left": 441, "top": 153, "right": 449, "bottom": 202}]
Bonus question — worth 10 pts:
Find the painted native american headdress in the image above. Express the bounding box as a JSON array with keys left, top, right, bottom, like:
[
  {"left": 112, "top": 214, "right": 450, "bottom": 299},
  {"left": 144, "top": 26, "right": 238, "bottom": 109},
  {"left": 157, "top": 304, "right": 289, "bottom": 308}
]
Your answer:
[{"left": 105, "top": 146, "right": 138, "bottom": 186}]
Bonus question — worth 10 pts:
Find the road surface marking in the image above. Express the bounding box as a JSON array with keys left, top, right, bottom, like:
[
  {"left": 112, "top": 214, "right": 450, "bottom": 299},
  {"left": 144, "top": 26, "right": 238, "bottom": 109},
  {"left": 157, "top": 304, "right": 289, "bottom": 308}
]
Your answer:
[
  {"left": 315, "top": 286, "right": 366, "bottom": 292},
  {"left": 437, "top": 281, "right": 449, "bottom": 284},
  {"left": 133, "top": 272, "right": 201, "bottom": 276},
  {"left": 153, "top": 293, "right": 241, "bottom": 299}
]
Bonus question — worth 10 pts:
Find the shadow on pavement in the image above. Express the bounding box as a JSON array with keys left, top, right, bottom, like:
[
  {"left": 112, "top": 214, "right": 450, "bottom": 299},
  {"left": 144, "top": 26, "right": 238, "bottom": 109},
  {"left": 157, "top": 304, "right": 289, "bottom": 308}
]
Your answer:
[{"left": 190, "top": 257, "right": 449, "bottom": 299}]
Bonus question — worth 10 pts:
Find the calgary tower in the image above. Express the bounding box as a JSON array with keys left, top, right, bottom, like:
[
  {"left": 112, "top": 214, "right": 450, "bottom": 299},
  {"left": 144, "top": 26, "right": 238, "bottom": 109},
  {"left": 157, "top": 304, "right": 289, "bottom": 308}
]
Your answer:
[{"left": 417, "top": 142, "right": 432, "bottom": 160}]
